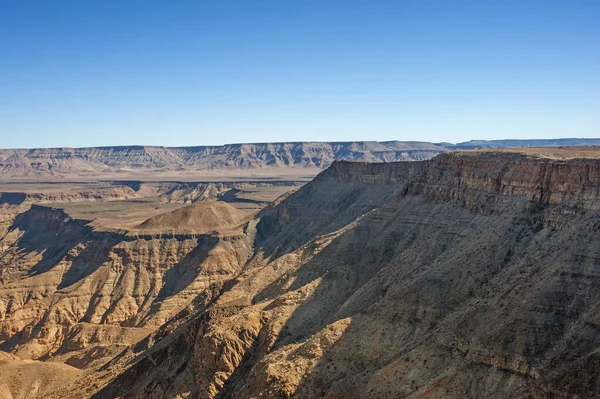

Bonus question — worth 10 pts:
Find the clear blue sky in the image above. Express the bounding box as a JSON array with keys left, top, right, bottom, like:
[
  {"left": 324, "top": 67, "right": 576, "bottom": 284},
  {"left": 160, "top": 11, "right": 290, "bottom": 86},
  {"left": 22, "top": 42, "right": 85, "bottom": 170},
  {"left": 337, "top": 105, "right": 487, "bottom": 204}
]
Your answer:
[{"left": 1, "top": 0, "right": 599, "bottom": 148}]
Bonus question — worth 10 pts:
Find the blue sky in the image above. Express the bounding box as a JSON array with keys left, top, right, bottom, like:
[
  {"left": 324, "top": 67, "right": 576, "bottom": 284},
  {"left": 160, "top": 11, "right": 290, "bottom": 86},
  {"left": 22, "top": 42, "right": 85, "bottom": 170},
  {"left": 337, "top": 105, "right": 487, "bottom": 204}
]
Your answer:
[{"left": 0, "top": 0, "right": 599, "bottom": 148}]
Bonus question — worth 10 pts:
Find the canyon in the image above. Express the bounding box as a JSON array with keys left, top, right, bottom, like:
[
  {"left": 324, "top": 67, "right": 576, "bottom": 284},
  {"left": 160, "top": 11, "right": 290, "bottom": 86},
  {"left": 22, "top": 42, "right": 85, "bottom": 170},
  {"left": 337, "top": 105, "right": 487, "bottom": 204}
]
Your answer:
[{"left": 1, "top": 146, "right": 600, "bottom": 398}]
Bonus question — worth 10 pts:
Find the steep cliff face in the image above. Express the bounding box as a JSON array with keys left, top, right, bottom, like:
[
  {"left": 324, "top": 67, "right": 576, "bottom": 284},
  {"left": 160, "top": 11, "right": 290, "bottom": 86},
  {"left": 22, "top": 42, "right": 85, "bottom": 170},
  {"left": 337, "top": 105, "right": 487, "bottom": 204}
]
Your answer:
[
  {"left": 89, "top": 150, "right": 600, "bottom": 399},
  {"left": 3, "top": 150, "right": 600, "bottom": 399},
  {"left": 325, "top": 152, "right": 600, "bottom": 210}
]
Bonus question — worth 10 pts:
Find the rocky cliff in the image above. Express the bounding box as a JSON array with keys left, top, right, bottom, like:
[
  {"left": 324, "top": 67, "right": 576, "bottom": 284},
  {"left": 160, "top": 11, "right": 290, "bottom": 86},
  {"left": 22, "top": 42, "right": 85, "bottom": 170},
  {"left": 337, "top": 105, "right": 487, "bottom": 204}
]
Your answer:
[
  {"left": 0, "top": 142, "right": 446, "bottom": 180},
  {"left": 3, "top": 139, "right": 600, "bottom": 181},
  {"left": 73, "top": 149, "right": 600, "bottom": 398},
  {"left": 3, "top": 149, "right": 600, "bottom": 398}
]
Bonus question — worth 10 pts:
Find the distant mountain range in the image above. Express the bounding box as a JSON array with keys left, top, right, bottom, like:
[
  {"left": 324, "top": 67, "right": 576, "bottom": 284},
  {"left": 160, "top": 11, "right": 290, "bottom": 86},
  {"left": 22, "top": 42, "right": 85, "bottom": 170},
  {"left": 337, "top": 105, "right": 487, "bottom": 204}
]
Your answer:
[{"left": 1, "top": 138, "right": 599, "bottom": 180}]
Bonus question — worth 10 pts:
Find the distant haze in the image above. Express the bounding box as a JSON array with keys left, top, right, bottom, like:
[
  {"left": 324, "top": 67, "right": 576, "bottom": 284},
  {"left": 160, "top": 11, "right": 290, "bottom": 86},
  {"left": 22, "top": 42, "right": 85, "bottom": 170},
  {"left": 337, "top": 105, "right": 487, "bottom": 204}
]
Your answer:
[{"left": 2, "top": 139, "right": 600, "bottom": 182}]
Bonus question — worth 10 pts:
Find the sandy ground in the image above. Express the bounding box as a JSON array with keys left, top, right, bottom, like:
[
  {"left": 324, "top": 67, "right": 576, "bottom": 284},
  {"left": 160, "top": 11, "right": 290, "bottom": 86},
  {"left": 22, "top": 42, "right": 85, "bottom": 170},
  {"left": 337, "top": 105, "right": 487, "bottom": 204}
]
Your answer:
[
  {"left": 135, "top": 201, "right": 255, "bottom": 235},
  {"left": 0, "top": 168, "right": 321, "bottom": 184},
  {"left": 37, "top": 185, "right": 297, "bottom": 233},
  {"left": 52, "top": 199, "right": 187, "bottom": 231},
  {"left": 0, "top": 351, "right": 82, "bottom": 399},
  {"left": 0, "top": 183, "right": 115, "bottom": 193}
]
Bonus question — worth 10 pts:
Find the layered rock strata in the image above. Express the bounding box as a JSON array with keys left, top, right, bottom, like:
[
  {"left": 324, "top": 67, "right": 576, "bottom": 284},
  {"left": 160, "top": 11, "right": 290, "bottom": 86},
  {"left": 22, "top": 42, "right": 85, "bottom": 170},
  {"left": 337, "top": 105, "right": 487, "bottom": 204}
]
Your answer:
[
  {"left": 83, "top": 151, "right": 600, "bottom": 398},
  {"left": 3, "top": 150, "right": 600, "bottom": 398}
]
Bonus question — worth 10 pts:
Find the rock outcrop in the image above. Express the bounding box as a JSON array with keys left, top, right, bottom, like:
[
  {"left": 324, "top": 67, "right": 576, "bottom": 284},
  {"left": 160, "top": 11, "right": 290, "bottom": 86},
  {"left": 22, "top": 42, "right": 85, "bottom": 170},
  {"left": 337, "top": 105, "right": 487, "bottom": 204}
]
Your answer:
[
  {"left": 76, "top": 150, "right": 600, "bottom": 398},
  {"left": 0, "top": 204, "right": 254, "bottom": 368},
  {"left": 3, "top": 149, "right": 600, "bottom": 398}
]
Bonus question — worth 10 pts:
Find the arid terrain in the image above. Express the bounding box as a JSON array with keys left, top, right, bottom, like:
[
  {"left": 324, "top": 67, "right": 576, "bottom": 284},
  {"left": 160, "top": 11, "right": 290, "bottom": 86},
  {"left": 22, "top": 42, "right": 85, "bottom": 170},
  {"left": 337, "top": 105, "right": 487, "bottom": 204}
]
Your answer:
[
  {"left": 0, "top": 141, "right": 446, "bottom": 182},
  {"left": 2, "top": 146, "right": 600, "bottom": 398},
  {"left": 2, "top": 139, "right": 600, "bottom": 182}
]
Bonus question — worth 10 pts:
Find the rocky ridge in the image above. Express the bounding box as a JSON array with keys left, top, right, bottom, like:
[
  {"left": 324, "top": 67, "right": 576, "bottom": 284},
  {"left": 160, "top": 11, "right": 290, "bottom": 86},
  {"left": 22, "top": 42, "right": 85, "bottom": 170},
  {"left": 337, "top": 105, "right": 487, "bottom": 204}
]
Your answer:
[
  {"left": 83, "top": 150, "right": 600, "bottom": 397},
  {"left": 3, "top": 139, "right": 600, "bottom": 180},
  {"left": 0, "top": 142, "right": 445, "bottom": 179},
  {"left": 3, "top": 149, "right": 600, "bottom": 398},
  {"left": 0, "top": 204, "right": 255, "bottom": 369}
]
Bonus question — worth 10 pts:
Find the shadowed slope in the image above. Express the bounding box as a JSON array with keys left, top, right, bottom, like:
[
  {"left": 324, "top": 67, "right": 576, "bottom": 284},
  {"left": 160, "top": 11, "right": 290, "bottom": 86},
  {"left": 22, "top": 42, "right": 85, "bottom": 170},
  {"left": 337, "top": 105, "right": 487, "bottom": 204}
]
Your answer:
[{"left": 88, "top": 149, "right": 600, "bottom": 399}]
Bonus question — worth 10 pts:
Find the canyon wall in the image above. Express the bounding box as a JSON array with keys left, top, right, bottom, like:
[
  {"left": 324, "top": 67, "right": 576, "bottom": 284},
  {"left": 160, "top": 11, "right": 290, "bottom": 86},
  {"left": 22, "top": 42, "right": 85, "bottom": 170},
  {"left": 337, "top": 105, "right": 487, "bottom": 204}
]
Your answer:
[
  {"left": 3, "top": 150, "right": 600, "bottom": 398},
  {"left": 85, "top": 151, "right": 600, "bottom": 398}
]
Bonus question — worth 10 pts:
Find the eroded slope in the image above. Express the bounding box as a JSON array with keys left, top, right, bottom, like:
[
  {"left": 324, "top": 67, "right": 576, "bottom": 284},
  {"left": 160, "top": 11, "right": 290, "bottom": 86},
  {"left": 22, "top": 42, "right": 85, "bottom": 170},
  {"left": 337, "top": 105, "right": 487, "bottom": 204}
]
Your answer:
[
  {"left": 3, "top": 149, "right": 600, "bottom": 398},
  {"left": 137, "top": 201, "right": 249, "bottom": 234},
  {"left": 0, "top": 203, "right": 255, "bottom": 370},
  {"left": 86, "top": 150, "right": 600, "bottom": 398}
]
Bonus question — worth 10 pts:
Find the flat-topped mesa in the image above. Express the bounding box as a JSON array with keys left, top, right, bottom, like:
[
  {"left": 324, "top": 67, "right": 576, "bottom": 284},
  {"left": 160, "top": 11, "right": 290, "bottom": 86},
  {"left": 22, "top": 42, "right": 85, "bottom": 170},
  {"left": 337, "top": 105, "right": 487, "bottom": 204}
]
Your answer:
[{"left": 321, "top": 150, "right": 600, "bottom": 210}]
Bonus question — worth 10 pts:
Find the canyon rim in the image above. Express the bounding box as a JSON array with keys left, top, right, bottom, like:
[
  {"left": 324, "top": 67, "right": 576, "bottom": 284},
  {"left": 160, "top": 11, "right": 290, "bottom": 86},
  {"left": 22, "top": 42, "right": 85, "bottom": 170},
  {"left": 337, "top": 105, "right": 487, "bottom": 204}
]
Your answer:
[{"left": 1, "top": 146, "right": 600, "bottom": 398}]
